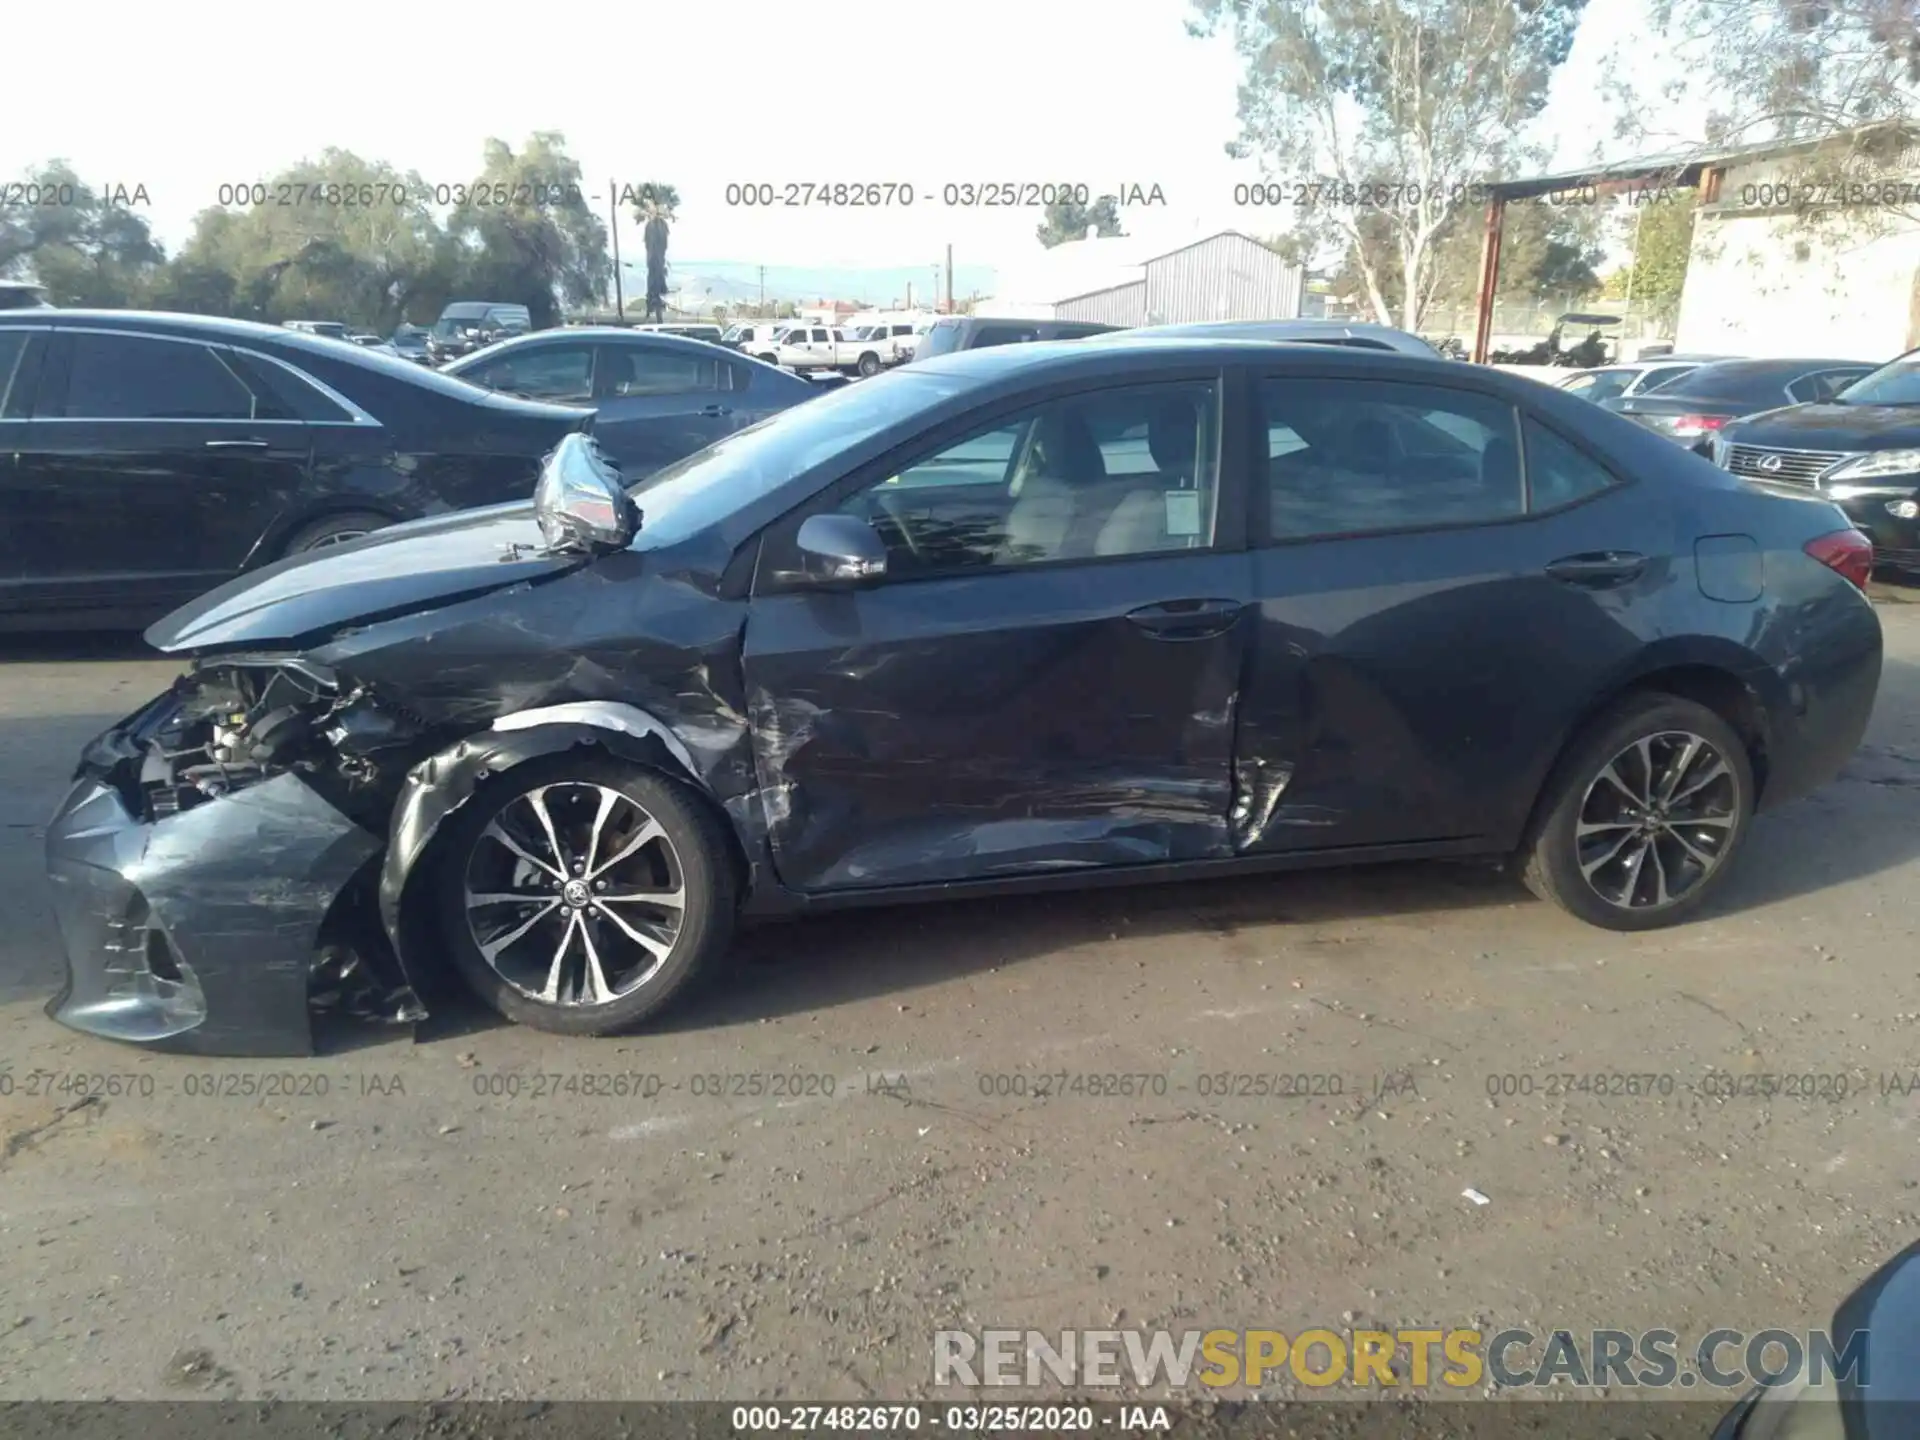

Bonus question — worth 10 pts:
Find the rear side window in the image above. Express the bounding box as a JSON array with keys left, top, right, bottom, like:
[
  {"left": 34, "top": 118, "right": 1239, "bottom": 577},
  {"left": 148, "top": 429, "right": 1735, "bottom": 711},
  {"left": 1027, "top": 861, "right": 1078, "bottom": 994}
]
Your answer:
[
  {"left": 1523, "top": 417, "right": 1617, "bottom": 511},
  {"left": 225, "top": 351, "right": 347, "bottom": 421},
  {"left": 0, "top": 330, "right": 28, "bottom": 415},
  {"left": 1656, "top": 365, "right": 1794, "bottom": 406},
  {"left": 971, "top": 325, "right": 1041, "bottom": 349},
  {"left": 1788, "top": 367, "right": 1872, "bottom": 403},
  {"left": 62, "top": 333, "right": 255, "bottom": 420},
  {"left": 1259, "top": 377, "right": 1523, "bottom": 540}
]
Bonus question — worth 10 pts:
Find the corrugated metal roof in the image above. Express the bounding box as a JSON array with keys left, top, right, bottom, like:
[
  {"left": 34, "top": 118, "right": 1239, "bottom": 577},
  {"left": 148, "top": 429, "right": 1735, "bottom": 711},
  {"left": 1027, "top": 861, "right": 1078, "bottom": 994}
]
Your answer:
[{"left": 1485, "top": 120, "right": 1918, "bottom": 200}]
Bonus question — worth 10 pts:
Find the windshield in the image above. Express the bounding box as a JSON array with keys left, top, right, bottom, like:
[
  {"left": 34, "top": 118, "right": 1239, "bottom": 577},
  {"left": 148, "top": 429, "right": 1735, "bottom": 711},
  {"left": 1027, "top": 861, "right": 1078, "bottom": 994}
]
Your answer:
[
  {"left": 628, "top": 368, "right": 973, "bottom": 547},
  {"left": 917, "top": 320, "right": 964, "bottom": 358},
  {"left": 1835, "top": 352, "right": 1920, "bottom": 405}
]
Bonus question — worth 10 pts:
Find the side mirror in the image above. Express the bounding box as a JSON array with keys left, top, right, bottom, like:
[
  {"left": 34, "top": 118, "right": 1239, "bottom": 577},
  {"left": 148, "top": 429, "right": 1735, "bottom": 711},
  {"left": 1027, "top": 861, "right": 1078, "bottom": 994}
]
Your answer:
[
  {"left": 796, "top": 514, "right": 888, "bottom": 585},
  {"left": 534, "top": 433, "right": 638, "bottom": 554}
]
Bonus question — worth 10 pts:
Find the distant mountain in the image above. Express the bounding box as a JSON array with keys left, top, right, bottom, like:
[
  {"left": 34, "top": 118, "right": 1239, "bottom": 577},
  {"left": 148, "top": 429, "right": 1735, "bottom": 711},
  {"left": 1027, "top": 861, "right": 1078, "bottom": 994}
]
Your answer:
[{"left": 614, "top": 258, "right": 996, "bottom": 308}]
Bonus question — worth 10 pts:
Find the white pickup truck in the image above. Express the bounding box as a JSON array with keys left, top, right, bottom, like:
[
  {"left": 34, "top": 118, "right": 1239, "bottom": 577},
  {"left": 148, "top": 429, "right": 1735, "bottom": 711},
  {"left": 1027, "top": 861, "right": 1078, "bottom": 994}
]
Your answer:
[{"left": 772, "top": 324, "right": 913, "bottom": 378}]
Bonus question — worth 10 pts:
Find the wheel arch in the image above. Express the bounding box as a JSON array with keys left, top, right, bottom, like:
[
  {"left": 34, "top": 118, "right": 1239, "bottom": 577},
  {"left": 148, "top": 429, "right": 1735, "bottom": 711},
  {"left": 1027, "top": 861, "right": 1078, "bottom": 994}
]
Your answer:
[
  {"left": 376, "top": 702, "right": 750, "bottom": 997},
  {"left": 1511, "top": 640, "right": 1779, "bottom": 853},
  {"left": 249, "top": 499, "right": 412, "bottom": 568}
]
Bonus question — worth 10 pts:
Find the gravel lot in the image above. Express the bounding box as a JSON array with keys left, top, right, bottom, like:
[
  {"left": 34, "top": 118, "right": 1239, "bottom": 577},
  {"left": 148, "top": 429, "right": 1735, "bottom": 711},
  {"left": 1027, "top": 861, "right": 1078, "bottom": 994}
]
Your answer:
[{"left": 1, "top": 586, "right": 1917, "bottom": 1404}]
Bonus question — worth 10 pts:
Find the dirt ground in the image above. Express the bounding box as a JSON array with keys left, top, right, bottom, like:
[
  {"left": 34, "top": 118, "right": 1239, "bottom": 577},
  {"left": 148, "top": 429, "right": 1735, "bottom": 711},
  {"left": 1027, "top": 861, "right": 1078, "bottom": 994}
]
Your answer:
[{"left": 1, "top": 587, "right": 1917, "bottom": 1407}]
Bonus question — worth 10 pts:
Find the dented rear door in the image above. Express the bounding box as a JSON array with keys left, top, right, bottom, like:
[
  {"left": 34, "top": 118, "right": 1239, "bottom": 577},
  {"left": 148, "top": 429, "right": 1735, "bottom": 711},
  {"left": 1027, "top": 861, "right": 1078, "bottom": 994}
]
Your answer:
[{"left": 1232, "top": 370, "right": 1667, "bottom": 854}]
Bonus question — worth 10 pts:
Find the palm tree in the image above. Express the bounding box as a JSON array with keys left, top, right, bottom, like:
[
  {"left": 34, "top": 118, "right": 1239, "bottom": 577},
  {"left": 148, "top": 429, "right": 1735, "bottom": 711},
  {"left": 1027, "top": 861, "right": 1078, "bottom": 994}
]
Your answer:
[{"left": 630, "top": 183, "right": 679, "bottom": 322}]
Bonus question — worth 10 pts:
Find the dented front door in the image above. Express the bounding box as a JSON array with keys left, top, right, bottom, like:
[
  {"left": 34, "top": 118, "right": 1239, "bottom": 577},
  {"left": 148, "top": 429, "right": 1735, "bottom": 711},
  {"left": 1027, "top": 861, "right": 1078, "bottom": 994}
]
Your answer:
[{"left": 741, "top": 552, "right": 1254, "bottom": 893}]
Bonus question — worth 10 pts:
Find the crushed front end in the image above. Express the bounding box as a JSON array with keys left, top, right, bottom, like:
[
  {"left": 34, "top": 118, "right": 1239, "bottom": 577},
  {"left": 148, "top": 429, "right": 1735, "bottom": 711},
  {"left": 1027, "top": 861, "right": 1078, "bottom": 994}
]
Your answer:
[{"left": 44, "top": 657, "right": 427, "bottom": 1055}]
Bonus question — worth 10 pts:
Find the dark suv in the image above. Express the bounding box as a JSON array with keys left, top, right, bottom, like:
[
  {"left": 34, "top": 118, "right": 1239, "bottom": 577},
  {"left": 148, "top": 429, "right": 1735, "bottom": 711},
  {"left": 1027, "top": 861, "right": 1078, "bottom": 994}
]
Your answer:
[
  {"left": 911, "top": 316, "right": 1119, "bottom": 361},
  {"left": 1711, "top": 347, "right": 1920, "bottom": 572}
]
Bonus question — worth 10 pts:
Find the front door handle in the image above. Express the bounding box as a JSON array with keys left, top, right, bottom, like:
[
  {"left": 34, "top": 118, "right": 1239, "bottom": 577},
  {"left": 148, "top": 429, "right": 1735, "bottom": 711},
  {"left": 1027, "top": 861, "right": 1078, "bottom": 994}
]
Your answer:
[
  {"left": 1544, "top": 551, "right": 1647, "bottom": 587},
  {"left": 700, "top": 404, "right": 733, "bottom": 418},
  {"left": 205, "top": 438, "right": 270, "bottom": 450},
  {"left": 1124, "top": 598, "right": 1243, "bottom": 640}
]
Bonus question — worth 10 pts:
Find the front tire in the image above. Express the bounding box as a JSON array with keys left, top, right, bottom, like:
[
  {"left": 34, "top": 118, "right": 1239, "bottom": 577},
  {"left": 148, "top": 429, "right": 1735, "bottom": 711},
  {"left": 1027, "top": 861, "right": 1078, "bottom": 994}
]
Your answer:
[
  {"left": 1520, "top": 694, "right": 1755, "bottom": 931},
  {"left": 434, "top": 757, "right": 737, "bottom": 1035}
]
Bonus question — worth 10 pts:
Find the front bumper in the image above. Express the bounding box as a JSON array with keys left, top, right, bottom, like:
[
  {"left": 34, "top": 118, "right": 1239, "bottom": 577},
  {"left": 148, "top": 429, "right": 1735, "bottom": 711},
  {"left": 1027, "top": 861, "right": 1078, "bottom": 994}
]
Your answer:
[
  {"left": 1830, "top": 489, "right": 1920, "bottom": 569},
  {"left": 44, "top": 717, "right": 388, "bottom": 1056}
]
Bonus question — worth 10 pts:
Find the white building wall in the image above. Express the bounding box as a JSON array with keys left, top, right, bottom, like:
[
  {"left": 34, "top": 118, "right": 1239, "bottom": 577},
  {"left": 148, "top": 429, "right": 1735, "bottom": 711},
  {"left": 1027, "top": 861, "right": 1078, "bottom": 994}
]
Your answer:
[{"left": 1676, "top": 154, "right": 1920, "bottom": 361}]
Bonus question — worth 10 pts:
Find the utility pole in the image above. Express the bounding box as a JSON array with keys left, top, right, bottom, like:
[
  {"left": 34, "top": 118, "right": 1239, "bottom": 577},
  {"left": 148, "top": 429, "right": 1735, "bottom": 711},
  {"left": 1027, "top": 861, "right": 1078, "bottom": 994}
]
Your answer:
[
  {"left": 609, "top": 184, "right": 625, "bottom": 322},
  {"left": 945, "top": 243, "right": 953, "bottom": 313},
  {"left": 758, "top": 265, "right": 766, "bottom": 314}
]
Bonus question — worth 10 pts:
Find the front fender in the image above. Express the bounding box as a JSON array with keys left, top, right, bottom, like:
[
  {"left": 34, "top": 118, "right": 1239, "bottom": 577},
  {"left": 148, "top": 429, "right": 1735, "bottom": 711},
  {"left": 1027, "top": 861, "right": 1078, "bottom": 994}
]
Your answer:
[{"left": 377, "top": 702, "right": 711, "bottom": 987}]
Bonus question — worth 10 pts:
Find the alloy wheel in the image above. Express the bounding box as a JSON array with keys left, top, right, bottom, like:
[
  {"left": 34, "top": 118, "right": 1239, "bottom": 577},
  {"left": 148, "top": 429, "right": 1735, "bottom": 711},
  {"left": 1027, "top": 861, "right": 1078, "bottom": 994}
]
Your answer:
[
  {"left": 462, "top": 782, "right": 687, "bottom": 1006},
  {"left": 1574, "top": 730, "right": 1740, "bottom": 911},
  {"left": 303, "top": 528, "right": 370, "bottom": 549}
]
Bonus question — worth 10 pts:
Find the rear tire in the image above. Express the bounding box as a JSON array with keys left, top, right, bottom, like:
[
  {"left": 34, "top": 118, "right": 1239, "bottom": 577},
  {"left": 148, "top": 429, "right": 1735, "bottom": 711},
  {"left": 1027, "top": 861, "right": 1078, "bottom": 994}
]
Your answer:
[
  {"left": 1519, "top": 694, "right": 1755, "bottom": 931},
  {"left": 435, "top": 756, "right": 737, "bottom": 1036},
  {"left": 857, "top": 352, "right": 881, "bottom": 377},
  {"left": 281, "top": 511, "right": 391, "bottom": 555}
]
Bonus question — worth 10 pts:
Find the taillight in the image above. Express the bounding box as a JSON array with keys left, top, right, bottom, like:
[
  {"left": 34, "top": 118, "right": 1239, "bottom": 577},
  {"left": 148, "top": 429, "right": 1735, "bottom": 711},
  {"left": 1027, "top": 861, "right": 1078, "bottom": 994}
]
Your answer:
[
  {"left": 1670, "top": 414, "right": 1728, "bottom": 437},
  {"left": 1804, "top": 528, "right": 1874, "bottom": 591}
]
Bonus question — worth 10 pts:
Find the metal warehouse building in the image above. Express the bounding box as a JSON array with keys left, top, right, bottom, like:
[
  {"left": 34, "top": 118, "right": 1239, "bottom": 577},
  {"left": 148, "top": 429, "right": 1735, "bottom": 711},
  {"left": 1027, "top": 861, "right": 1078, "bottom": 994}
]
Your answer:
[{"left": 977, "top": 231, "right": 1304, "bottom": 325}]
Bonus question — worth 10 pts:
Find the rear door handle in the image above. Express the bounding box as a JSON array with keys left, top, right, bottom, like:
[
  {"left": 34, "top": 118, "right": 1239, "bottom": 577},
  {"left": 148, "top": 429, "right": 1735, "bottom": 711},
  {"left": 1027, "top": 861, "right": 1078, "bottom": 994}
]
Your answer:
[
  {"left": 205, "top": 438, "right": 270, "bottom": 450},
  {"left": 700, "top": 404, "right": 733, "bottom": 418},
  {"left": 1124, "top": 598, "right": 1243, "bottom": 640},
  {"left": 1544, "top": 551, "right": 1647, "bottom": 587}
]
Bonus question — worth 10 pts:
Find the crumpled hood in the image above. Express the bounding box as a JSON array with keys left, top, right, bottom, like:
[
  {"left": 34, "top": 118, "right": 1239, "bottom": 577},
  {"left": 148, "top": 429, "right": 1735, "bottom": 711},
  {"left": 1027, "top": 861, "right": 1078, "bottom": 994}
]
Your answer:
[{"left": 146, "top": 502, "right": 591, "bottom": 654}]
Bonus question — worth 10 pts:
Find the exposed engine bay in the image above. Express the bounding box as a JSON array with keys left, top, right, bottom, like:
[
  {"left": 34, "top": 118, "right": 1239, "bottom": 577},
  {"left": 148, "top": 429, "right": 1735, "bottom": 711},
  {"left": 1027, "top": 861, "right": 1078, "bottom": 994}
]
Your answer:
[{"left": 131, "top": 658, "right": 426, "bottom": 829}]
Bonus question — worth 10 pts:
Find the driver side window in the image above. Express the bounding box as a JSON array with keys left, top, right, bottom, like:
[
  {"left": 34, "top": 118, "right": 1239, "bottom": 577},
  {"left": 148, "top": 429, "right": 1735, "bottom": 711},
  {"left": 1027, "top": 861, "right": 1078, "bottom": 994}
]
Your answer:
[{"left": 826, "top": 380, "right": 1221, "bottom": 580}]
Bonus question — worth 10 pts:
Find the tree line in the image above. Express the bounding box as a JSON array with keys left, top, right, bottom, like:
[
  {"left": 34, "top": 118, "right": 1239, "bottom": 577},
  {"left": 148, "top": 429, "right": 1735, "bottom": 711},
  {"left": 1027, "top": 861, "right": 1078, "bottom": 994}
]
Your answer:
[{"left": 0, "top": 133, "right": 678, "bottom": 332}]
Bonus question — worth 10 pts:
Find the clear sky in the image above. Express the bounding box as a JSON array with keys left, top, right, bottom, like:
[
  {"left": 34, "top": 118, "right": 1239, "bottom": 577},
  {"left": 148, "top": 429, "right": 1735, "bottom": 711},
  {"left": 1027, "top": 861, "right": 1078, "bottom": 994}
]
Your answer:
[{"left": 4, "top": 0, "right": 1694, "bottom": 285}]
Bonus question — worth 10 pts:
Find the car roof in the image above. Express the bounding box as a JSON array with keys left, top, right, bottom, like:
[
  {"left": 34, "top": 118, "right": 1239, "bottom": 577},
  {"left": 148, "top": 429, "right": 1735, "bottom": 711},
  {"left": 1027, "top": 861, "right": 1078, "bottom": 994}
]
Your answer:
[
  {"left": 911, "top": 333, "right": 1526, "bottom": 389},
  {"left": 20, "top": 309, "right": 389, "bottom": 354},
  {"left": 1120, "top": 319, "right": 1436, "bottom": 354},
  {"left": 1681, "top": 356, "right": 1875, "bottom": 378},
  {"left": 446, "top": 325, "right": 769, "bottom": 367}
]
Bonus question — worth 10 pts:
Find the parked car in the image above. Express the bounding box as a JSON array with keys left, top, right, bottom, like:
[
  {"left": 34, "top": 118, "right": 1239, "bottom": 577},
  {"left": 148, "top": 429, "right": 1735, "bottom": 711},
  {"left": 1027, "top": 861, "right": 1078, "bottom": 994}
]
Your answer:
[
  {"left": 42, "top": 336, "right": 1881, "bottom": 1053},
  {"left": 0, "top": 281, "right": 52, "bottom": 310},
  {"left": 426, "top": 302, "right": 535, "bottom": 364},
  {"left": 0, "top": 311, "right": 591, "bottom": 627},
  {"left": 771, "top": 323, "right": 904, "bottom": 378},
  {"left": 1117, "top": 318, "right": 1439, "bottom": 358},
  {"left": 724, "top": 322, "right": 794, "bottom": 360},
  {"left": 910, "top": 315, "right": 1121, "bottom": 360},
  {"left": 440, "top": 326, "right": 816, "bottom": 479},
  {"left": 629, "top": 321, "right": 726, "bottom": 345},
  {"left": 1612, "top": 357, "right": 1877, "bottom": 452},
  {"left": 1711, "top": 346, "right": 1920, "bottom": 573},
  {"left": 282, "top": 320, "right": 351, "bottom": 342},
  {"left": 1556, "top": 355, "right": 1733, "bottom": 404},
  {"left": 389, "top": 325, "right": 432, "bottom": 364}
]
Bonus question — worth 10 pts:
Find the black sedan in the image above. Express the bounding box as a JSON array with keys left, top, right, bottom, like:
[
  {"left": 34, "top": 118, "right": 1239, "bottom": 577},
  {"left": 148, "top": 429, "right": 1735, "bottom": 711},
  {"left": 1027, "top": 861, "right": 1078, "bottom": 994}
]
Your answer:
[
  {"left": 1710, "top": 347, "right": 1920, "bottom": 573},
  {"left": 1611, "top": 357, "right": 1877, "bottom": 452},
  {"left": 0, "top": 311, "right": 590, "bottom": 629},
  {"left": 440, "top": 327, "right": 816, "bottom": 480},
  {"left": 43, "top": 338, "right": 1882, "bottom": 1054}
]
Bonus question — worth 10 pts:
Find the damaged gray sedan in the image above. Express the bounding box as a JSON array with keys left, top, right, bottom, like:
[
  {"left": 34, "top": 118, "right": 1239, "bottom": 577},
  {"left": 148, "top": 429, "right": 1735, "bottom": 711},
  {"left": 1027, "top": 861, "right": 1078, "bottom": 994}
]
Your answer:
[{"left": 44, "top": 337, "right": 1883, "bottom": 1054}]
